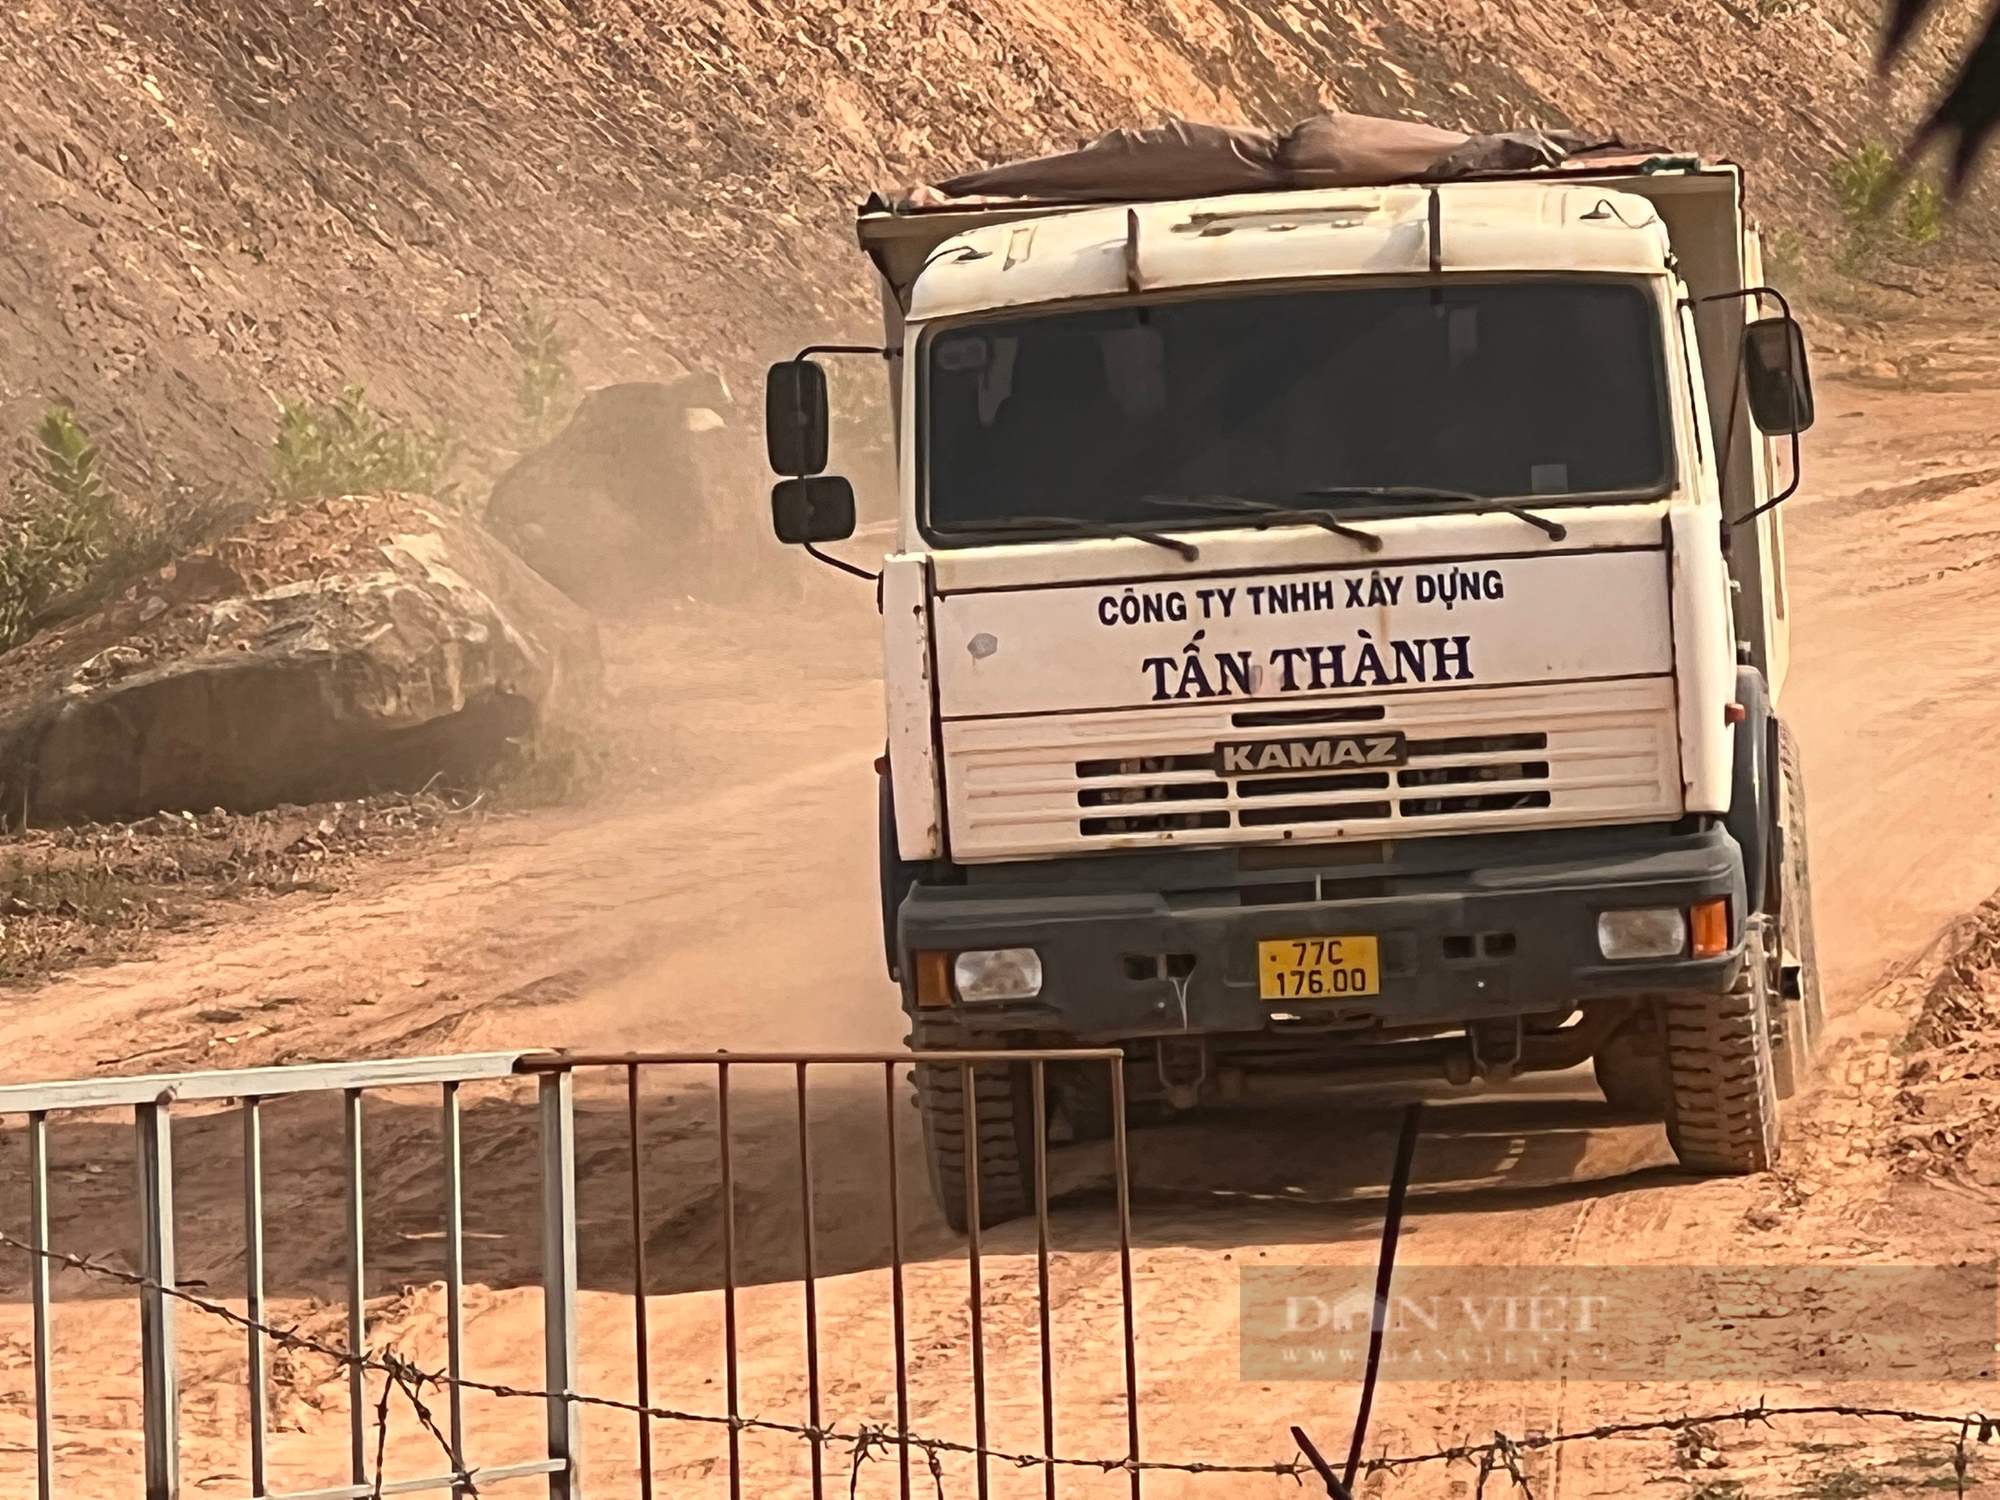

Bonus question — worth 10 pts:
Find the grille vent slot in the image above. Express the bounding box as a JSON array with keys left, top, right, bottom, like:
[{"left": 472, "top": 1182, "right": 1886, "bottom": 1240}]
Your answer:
[
  {"left": 1401, "top": 790, "right": 1552, "bottom": 818},
  {"left": 1230, "top": 704, "right": 1387, "bottom": 729},
  {"left": 1078, "top": 753, "right": 1216, "bottom": 777},
  {"left": 1404, "top": 732, "right": 1548, "bottom": 757},
  {"left": 1078, "top": 782, "right": 1226, "bottom": 809},
  {"left": 1399, "top": 761, "right": 1550, "bottom": 789},
  {"left": 1240, "top": 800, "right": 1393, "bottom": 828},
  {"left": 1080, "top": 809, "right": 1230, "bottom": 836},
  {"left": 1236, "top": 771, "right": 1390, "bottom": 799}
]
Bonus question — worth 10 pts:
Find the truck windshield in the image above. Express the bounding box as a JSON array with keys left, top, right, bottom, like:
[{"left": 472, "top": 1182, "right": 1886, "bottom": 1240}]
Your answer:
[{"left": 923, "top": 280, "right": 1672, "bottom": 539}]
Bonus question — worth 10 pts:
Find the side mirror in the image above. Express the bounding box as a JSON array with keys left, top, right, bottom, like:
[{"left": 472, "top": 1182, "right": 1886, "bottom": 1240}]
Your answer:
[
  {"left": 772, "top": 477, "right": 855, "bottom": 545},
  {"left": 1742, "top": 317, "right": 1815, "bottom": 436},
  {"left": 765, "top": 360, "right": 830, "bottom": 476}
]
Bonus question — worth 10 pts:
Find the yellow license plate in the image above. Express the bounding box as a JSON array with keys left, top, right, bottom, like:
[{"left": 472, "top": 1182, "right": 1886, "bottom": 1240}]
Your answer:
[{"left": 1258, "top": 935, "right": 1381, "bottom": 1000}]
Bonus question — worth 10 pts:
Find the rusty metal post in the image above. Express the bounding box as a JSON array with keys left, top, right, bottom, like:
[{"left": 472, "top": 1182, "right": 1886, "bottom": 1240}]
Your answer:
[
  {"left": 1032, "top": 1061, "right": 1057, "bottom": 1500},
  {"left": 1110, "top": 1057, "right": 1141, "bottom": 1500},
  {"left": 962, "top": 1062, "right": 990, "bottom": 1500},
  {"left": 628, "top": 1065, "right": 654, "bottom": 1500},
  {"left": 719, "top": 1063, "right": 742, "bottom": 1500},
  {"left": 796, "top": 1063, "right": 825, "bottom": 1500},
  {"left": 884, "top": 1061, "right": 912, "bottom": 1500}
]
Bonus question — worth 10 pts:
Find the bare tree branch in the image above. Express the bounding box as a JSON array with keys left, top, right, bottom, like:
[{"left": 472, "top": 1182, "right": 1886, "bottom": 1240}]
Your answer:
[{"left": 1883, "top": 0, "right": 2000, "bottom": 192}]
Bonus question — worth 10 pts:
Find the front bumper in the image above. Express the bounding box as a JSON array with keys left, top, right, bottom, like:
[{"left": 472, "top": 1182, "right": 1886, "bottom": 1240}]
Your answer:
[{"left": 898, "top": 822, "right": 1746, "bottom": 1038}]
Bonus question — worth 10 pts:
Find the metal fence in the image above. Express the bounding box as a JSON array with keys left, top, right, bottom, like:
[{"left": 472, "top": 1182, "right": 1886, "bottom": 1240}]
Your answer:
[
  {"left": 0, "top": 1046, "right": 1147, "bottom": 1500},
  {"left": 0, "top": 1052, "right": 560, "bottom": 1499},
  {"left": 1, "top": 1049, "right": 1994, "bottom": 1500}
]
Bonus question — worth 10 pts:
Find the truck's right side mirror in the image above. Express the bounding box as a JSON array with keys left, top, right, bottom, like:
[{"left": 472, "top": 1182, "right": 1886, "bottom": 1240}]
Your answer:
[
  {"left": 1742, "top": 317, "right": 1815, "bottom": 436},
  {"left": 772, "top": 476, "right": 856, "bottom": 545},
  {"left": 765, "top": 359, "right": 830, "bottom": 476}
]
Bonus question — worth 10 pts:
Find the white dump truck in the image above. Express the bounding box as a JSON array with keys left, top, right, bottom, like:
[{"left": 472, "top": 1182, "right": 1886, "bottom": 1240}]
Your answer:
[{"left": 763, "top": 116, "right": 1822, "bottom": 1228}]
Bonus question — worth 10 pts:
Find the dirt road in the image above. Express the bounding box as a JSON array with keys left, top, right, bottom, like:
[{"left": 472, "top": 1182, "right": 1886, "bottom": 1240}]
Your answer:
[{"left": 2, "top": 338, "right": 1999, "bottom": 1497}]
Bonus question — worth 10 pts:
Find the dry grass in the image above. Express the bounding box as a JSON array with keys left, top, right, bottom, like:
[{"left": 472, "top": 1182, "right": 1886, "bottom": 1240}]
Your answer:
[{"left": 0, "top": 793, "right": 487, "bottom": 985}]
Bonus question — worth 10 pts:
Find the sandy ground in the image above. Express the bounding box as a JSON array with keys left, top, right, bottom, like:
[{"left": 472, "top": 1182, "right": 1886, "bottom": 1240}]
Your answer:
[{"left": 2, "top": 340, "right": 2000, "bottom": 1496}]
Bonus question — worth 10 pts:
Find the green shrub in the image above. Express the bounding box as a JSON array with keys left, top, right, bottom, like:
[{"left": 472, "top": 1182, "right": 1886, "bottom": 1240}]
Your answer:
[
  {"left": 1828, "top": 142, "right": 1952, "bottom": 264},
  {"left": 1902, "top": 179, "right": 1945, "bottom": 246},
  {"left": 1830, "top": 141, "right": 1900, "bottom": 225},
  {"left": 0, "top": 406, "right": 123, "bottom": 650},
  {"left": 508, "top": 302, "right": 576, "bottom": 449},
  {"left": 271, "top": 385, "right": 458, "bottom": 504},
  {"left": 34, "top": 406, "right": 113, "bottom": 525}
]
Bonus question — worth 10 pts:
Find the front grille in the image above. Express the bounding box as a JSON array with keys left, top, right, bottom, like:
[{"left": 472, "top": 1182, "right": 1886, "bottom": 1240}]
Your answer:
[
  {"left": 943, "top": 677, "right": 1681, "bottom": 860},
  {"left": 1073, "top": 732, "right": 1554, "bottom": 836}
]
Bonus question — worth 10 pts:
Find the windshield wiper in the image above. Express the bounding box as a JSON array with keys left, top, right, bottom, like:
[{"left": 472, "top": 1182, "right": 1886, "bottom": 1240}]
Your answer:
[
  {"left": 941, "top": 515, "right": 1201, "bottom": 561},
  {"left": 1301, "top": 485, "right": 1568, "bottom": 541},
  {"left": 1140, "top": 494, "right": 1385, "bottom": 552}
]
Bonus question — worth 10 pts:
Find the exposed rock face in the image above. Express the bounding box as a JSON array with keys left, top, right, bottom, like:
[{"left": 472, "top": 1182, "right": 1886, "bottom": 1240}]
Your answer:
[
  {"left": 0, "top": 494, "right": 601, "bottom": 825},
  {"left": 483, "top": 375, "right": 738, "bottom": 608},
  {"left": 5, "top": 0, "right": 1971, "bottom": 520}
]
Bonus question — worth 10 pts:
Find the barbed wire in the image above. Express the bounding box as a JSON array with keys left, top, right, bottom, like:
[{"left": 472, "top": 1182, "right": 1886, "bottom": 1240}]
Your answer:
[
  {"left": 1378, "top": 1406, "right": 1996, "bottom": 1500},
  {"left": 0, "top": 1225, "right": 1301, "bottom": 1486},
  {"left": 366, "top": 1350, "right": 396, "bottom": 1500},
  {"left": 1, "top": 1225, "right": 1992, "bottom": 1495},
  {"left": 0, "top": 1227, "right": 482, "bottom": 1492}
]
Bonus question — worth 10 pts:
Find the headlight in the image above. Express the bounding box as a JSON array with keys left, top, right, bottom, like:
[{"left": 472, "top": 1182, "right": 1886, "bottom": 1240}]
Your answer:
[
  {"left": 952, "top": 948, "right": 1043, "bottom": 1003},
  {"left": 1596, "top": 908, "right": 1687, "bottom": 961}
]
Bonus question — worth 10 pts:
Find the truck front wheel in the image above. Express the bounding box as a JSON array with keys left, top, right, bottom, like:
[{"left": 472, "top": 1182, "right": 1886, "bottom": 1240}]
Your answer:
[
  {"left": 1662, "top": 919, "right": 1783, "bottom": 1173},
  {"left": 911, "top": 1021, "right": 1036, "bottom": 1232},
  {"left": 1770, "top": 720, "right": 1824, "bottom": 1099}
]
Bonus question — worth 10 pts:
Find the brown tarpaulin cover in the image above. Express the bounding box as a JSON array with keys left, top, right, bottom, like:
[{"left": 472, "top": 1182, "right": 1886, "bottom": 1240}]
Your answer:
[{"left": 890, "top": 113, "right": 1663, "bottom": 209}]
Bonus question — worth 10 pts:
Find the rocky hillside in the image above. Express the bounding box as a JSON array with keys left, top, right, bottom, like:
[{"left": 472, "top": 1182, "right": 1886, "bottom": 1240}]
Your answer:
[{"left": 1, "top": 0, "right": 1989, "bottom": 513}]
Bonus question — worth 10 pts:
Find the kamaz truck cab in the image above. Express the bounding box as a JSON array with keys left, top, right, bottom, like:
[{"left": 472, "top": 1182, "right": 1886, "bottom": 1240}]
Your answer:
[{"left": 764, "top": 121, "right": 1821, "bottom": 1229}]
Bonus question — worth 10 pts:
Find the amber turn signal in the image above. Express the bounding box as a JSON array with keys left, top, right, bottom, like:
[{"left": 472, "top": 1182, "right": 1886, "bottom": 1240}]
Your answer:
[
  {"left": 1690, "top": 898, "right": 1730, "bottom": 958},
  {"left": 913, "top": 949, "right": 954, "bottom": 1007}
]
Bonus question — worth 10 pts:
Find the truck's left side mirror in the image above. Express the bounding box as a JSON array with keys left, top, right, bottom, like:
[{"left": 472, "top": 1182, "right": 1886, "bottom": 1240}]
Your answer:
[
  {"left": 1742, "top": 317, "right": 1815, "bottom": 436},
  {"left": 772, "top": 476, "right": 856, "bottom": 545},
  {"left": 766, "top": 360, "right": 830, "bottom": 476}
]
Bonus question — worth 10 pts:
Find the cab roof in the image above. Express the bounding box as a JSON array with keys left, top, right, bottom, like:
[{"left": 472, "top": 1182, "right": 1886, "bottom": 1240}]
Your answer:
[{"left": 903, "top": 181, "right": 1678, "bottom": 323}]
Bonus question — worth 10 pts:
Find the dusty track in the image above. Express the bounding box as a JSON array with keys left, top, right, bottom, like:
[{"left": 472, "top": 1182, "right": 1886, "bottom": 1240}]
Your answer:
[{"left": 2, "top": 345, "right": 2000, "bottom": 1495}]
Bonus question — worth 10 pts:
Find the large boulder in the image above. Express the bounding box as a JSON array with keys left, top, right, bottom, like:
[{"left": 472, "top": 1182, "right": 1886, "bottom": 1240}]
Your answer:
[
  {"left": 0, "top": 493, "right": 601, "bottom": 824},
  {"left": 484, "top": 375, "right": 741, "bottom": 608}
]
